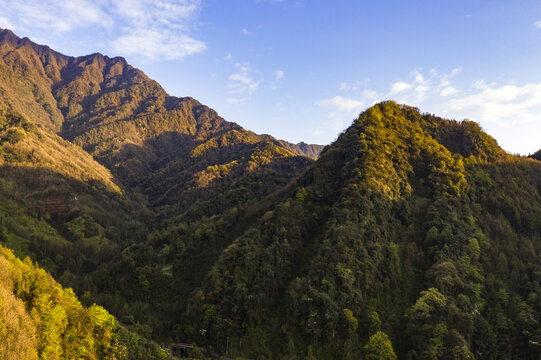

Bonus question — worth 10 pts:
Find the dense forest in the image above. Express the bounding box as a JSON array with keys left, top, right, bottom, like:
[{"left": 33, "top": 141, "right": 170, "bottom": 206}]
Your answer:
[{"left": 1, "top": 29, "right": 541, "bottom": 359}]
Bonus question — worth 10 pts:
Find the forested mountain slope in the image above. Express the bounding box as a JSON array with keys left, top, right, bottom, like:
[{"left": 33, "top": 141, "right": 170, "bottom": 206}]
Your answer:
[
  {"left": 0, "top": 243, "right": 120, "bottom": 360},
  {"left": 2, "top": 27, "right": 541, "bottom": 360},
  {"left": 0, "top": 109, "right": 148, "bottom": 278},
  {"left": 184, "top": 101, "right": 541, "bottom": 359},
  {"left": 0, "top": 29, "right": 320, "bottom": 356},
  {"left": 0, "top": 28, "right": 321, "bottom": 188},
  {"left": 0, "top": 243, "right": 174, "bottom": 359}
]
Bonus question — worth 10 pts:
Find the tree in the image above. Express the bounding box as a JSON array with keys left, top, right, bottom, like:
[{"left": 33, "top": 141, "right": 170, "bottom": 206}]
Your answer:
[{"left": 364, "top": 331, "right": 397, "bottom": 360}]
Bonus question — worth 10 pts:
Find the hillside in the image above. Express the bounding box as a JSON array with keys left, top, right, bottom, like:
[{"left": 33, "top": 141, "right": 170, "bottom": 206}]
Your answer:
[
  {"left": 2, "top": 28, "right": 541, "bottom": 360},
  {"left": 0, "top": 29, "right": 321, "bottom": 355},
  {"left": 0, "top": 26, "right": 321, "bottom": 220},
  {"left": 0, "top": 108, "right": 145, "bottom": 268},
  {"left": 0, "top": 242, "right": 174, "bottom": 359},
  {"left": 182, "top": 102, "right": 541, "bottom": 359}
]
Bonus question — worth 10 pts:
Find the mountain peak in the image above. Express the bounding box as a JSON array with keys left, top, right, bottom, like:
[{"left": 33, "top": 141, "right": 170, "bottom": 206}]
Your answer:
[
  {"left": 0, "top": 28, "right": 18, "bottom": 44},
  {"left": 0, "top": 29, "right": 322, "bottom": 158},
  {"left": 356, "top": 100, "right": 505, "bottom": 161},
  {"left": 0, "top": 28, "right": 69, "bottom": 60}
]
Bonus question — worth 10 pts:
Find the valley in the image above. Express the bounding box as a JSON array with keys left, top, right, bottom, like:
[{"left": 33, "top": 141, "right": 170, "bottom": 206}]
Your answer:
[{"left": 0, "top": 29, "right": 540, "bottom": 359}]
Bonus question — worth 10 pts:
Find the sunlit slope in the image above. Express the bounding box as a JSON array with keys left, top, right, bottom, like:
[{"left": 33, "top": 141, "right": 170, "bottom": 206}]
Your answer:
[{"left": 185, "top": 102, "right": 540, "bottom": 359}]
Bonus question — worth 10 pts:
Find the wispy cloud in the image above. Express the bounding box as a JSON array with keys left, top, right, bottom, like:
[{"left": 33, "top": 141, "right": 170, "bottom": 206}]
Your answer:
[
  {"left": 318, "top": 67, "right": 541, "bottom": 136},
  {"left": 228, "top": 63, "right": 261, "bottom": 95},
  {"left": 0, "top": 0, "right": 112, "bottom": 32},
  {"left": 389, "top": 81, "right": 412, "bottom": 94},
  {"left": 268, "top": 69, "right": 285, "bottom": 90},
  {"left": 440, "top": 86, "right": 458, "bottom": 97},
  {"left": 112, "top": 28, "right": 205, "bottom": 61},
  {"left": 111, "top": 0, "right": 205, "bottom": 61},
  {"left": 443, "top": 82, "right": 541, "bottom": 126},
  {"left": 226, "top": 97, "right": 247, "bottom": 105},
  {"left": 0, "top": 0, "right": 205, "bottom": 61},
  {"left": 339, "top": 81, "right": 361, "bottom": 92},
  {"left": 317, "top": 96, "right": 362, "bottom": 112},
  {"left": 241, "top": 28, "right": 252, "bottom": 36},
  {"left": 536, "top": 20, "right": 541, "bottom": 29},
  {"left": 113, "top": 0, "right": 200, "bottom": 27},
  {"left": 0, "top": 16, "right": 16, "bottom": 30}
]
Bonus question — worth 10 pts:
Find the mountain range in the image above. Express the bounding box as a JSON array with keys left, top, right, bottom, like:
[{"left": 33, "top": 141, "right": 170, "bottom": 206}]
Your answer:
[{"left": 1, "top": 28, "right": 541, "bottom": 360}]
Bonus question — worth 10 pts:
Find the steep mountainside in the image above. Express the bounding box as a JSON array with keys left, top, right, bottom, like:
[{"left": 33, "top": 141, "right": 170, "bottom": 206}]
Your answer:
[
  {"left": 0, "top": 243, "right": 172, "bottom": 359},
  {"left": 0, "top": 109, "right": 153, "bottom": 305},
  {"left": 3, "top": 28, "right": 541, "bottom": 360},
  {"left": 0, "top": 243, "right": 120, "bottom": 360},
  {"left": 182, "top": 102, "right": 541, "bottom": 359},
  {"left": 0, "top": 27, "right": 321, "bottom": 216},
  {"left": 0, "top": 29, "right": 321, "bottom": 355}
]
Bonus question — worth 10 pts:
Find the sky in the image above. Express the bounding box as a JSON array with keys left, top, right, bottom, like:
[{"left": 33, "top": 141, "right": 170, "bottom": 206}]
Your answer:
[{"left": 1, "top": 0, "right": 541, "bottom": 154}]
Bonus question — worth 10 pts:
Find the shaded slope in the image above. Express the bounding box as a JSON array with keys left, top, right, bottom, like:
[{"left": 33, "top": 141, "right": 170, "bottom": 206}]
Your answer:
[
  {"left": 0, "top": 109, "right": 152, "bottom": 305},
  {"left": 185, "top": 102, "right": 540, "bottom": 359}
]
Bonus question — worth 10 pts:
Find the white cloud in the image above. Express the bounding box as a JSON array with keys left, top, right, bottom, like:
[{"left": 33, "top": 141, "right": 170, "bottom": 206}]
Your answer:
[
  {"left": 362, "top": 89, "right": 380, "bottom": 100},
  {"left": 1, "top": 0, "right": 112, "bottom": 33},
  {"left": 338, "top": 82, "right": 349, "bottom": 91},
  {"left": 440, "top": 86, "right": 458, "bottom": 97},
  {"left": 228, "top": 63, "right": 261, "bottom": 95},
  {"left": 317, "top": 96, "right": 363, "bottom": 112},
  {"left": 443, "top": 82, "right": 541, "bottom": 126},
  {"left": 412, "top": 71, "right": 424, "bottom": 83},
  {"left": 390, "top": 81, "right": 412, "bottom": 94},
  {"left": 338, "top": 80, "right": 367, "bottom": 92},
  {"left": 241, "top": 28, "right": 252, "bottom": 35},
  {"left": 268, "top": 69, "right": 285, "bottom": 90},
  {"left": 339, "top": 81, "right": 356, "bottom": 91},
  {"left": 112, "top": 28, "right": 205, "bottom": 61},
  {"left": 317, "top": 67, "right": 541, "bottom": 150},
  {"left": 113, "top": 0, "right": 200, "bottom": 28},
  {"left": 536, "top": 21, "right": 541, "bottom": 29},
  {"left": 382, "top": 69, "right": 541, "bottom": 129},
  {"left": 0, "top": 16, "right": 16, "bottom": 30},
  {"left": 226, "top": 97, "right": 247, "bottom": 104},
  {"left": 0, "top": 0, "right": 205, "bottom": 61}
]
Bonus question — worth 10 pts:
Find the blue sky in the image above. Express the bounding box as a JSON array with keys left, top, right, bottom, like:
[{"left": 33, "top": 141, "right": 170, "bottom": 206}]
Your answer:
[{"left": 1, "top": 1, "right": 541, "bottom": 154}]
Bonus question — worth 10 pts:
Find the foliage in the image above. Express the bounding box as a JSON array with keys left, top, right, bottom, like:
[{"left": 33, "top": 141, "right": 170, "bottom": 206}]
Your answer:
[
  {"left": 0, "top": 244, "right": 120, "bottom": 359},
  {"left": 182, "top": 101, "right": 541, "bottom": 359},
  {"left": 363, "top": 331, "right": 397, "bottom": 360},
  {"left": 2, "top": 29, "right": 541, "bottom": 360}
]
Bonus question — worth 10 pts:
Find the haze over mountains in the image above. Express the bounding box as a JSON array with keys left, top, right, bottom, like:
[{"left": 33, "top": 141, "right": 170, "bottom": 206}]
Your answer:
[{"left": 1, "top": 28, "right": 541, "bottom": 360}]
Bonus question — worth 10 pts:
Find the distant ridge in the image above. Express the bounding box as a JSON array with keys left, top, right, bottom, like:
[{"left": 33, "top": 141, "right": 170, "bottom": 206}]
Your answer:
[{"left": 0, "top": 28, "right": 323, "bottom": 159}]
